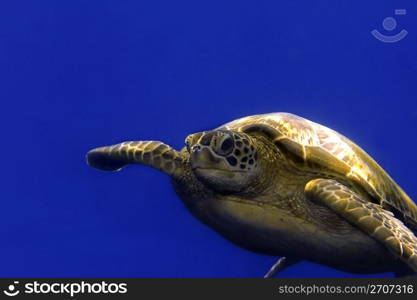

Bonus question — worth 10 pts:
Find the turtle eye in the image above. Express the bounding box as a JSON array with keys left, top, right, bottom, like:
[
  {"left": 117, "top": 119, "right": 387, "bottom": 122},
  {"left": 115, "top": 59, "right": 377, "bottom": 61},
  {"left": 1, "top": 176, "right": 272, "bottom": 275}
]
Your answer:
[{"left": 216, "top": 135, "right": 234, "bottom": 156}]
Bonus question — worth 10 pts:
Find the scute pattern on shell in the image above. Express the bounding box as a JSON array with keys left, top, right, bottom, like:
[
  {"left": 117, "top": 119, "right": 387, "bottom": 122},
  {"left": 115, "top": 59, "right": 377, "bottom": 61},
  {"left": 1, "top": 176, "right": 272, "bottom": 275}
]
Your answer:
[
  {"left": 222, "top": 113, "right": 359, "bottom": 164},
  {"left": 218, "top": 112, "right": 417, "bottom": 226}
]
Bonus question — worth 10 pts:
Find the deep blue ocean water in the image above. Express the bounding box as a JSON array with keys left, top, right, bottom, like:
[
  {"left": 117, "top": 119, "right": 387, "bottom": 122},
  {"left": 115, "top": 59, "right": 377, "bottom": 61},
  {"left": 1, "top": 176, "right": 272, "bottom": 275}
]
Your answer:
[{"left": 1, "top": 1, "right": 416, "bottom": 277}]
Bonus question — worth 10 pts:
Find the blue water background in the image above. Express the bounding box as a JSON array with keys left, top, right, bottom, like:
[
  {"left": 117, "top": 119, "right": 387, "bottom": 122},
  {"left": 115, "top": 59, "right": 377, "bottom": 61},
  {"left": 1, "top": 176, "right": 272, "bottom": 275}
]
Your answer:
[{"left": 1, "top": 0, "right": 416, "bottom": 277}]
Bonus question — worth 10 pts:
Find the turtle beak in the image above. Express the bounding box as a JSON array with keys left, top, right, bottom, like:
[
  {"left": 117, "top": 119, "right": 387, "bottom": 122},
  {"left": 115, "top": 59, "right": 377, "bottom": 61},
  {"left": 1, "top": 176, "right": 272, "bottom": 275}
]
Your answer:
[
  {"left": 190, "top": 143, "right": 234, "bottom": 172},
  {"left": 190, "top": 145, "right": 218, "bottom": 169},
  {"left": 187, "top": 131, "right": 225, "bottom": 172}
]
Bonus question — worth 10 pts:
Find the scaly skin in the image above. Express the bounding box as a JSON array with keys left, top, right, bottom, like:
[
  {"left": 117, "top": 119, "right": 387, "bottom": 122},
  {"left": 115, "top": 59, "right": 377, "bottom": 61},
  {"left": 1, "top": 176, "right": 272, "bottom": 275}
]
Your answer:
[
  {"left": 171, "top": 137, "right": 406, "bottom": 274},
  {"left": 87, "top": 113, "right": 417, "bottom": 276}
]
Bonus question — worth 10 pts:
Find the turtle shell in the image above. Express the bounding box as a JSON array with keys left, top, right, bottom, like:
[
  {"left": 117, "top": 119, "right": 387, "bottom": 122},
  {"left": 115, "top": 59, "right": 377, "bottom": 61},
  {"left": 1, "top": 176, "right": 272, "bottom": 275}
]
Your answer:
[{"left": 218, "top": 113, "right": 417, "bottom": 227}]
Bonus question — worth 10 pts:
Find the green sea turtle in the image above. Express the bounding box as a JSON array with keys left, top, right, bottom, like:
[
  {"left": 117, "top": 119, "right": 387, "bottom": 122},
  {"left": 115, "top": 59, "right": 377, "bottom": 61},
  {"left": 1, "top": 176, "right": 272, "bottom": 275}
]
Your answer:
[{"left": 86, "top": 113, "right": 417, "bottom": 277}]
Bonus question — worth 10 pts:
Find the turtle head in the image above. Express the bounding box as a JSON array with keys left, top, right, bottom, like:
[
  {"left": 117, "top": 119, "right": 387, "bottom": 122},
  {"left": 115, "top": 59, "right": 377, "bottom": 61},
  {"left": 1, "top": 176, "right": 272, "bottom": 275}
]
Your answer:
[{"left": 185, "top": 130, "right": 260, "bottom": 193}]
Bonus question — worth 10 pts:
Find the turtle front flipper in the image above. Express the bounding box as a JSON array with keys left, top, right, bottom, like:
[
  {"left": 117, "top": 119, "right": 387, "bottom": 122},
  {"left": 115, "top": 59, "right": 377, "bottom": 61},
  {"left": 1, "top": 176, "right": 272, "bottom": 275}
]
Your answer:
[
  {"left": 305, "top": 179, "right": 417, "bottom": 273},
  {"left": 86, "top": 141, "right": 184, "bottom": 176}
]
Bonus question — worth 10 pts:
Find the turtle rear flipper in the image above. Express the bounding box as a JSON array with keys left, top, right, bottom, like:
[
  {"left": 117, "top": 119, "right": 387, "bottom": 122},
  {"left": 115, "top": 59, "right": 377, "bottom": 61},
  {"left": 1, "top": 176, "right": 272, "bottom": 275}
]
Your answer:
[
  {"left": 305, "top": 178, "right": 417, "bottom": 273},
  {"left": 87, "top": 141, "right": 184, "bottom": 176},
  {"left": 263, "top": 257, "right": 300, "bottom": 278}
]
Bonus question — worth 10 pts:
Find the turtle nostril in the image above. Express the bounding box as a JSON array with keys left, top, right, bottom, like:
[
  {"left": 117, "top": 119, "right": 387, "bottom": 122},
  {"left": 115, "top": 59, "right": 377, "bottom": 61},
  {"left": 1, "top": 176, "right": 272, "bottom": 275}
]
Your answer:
[{"left": 191, "top": 145, "right": 202, "bottom": 152}]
